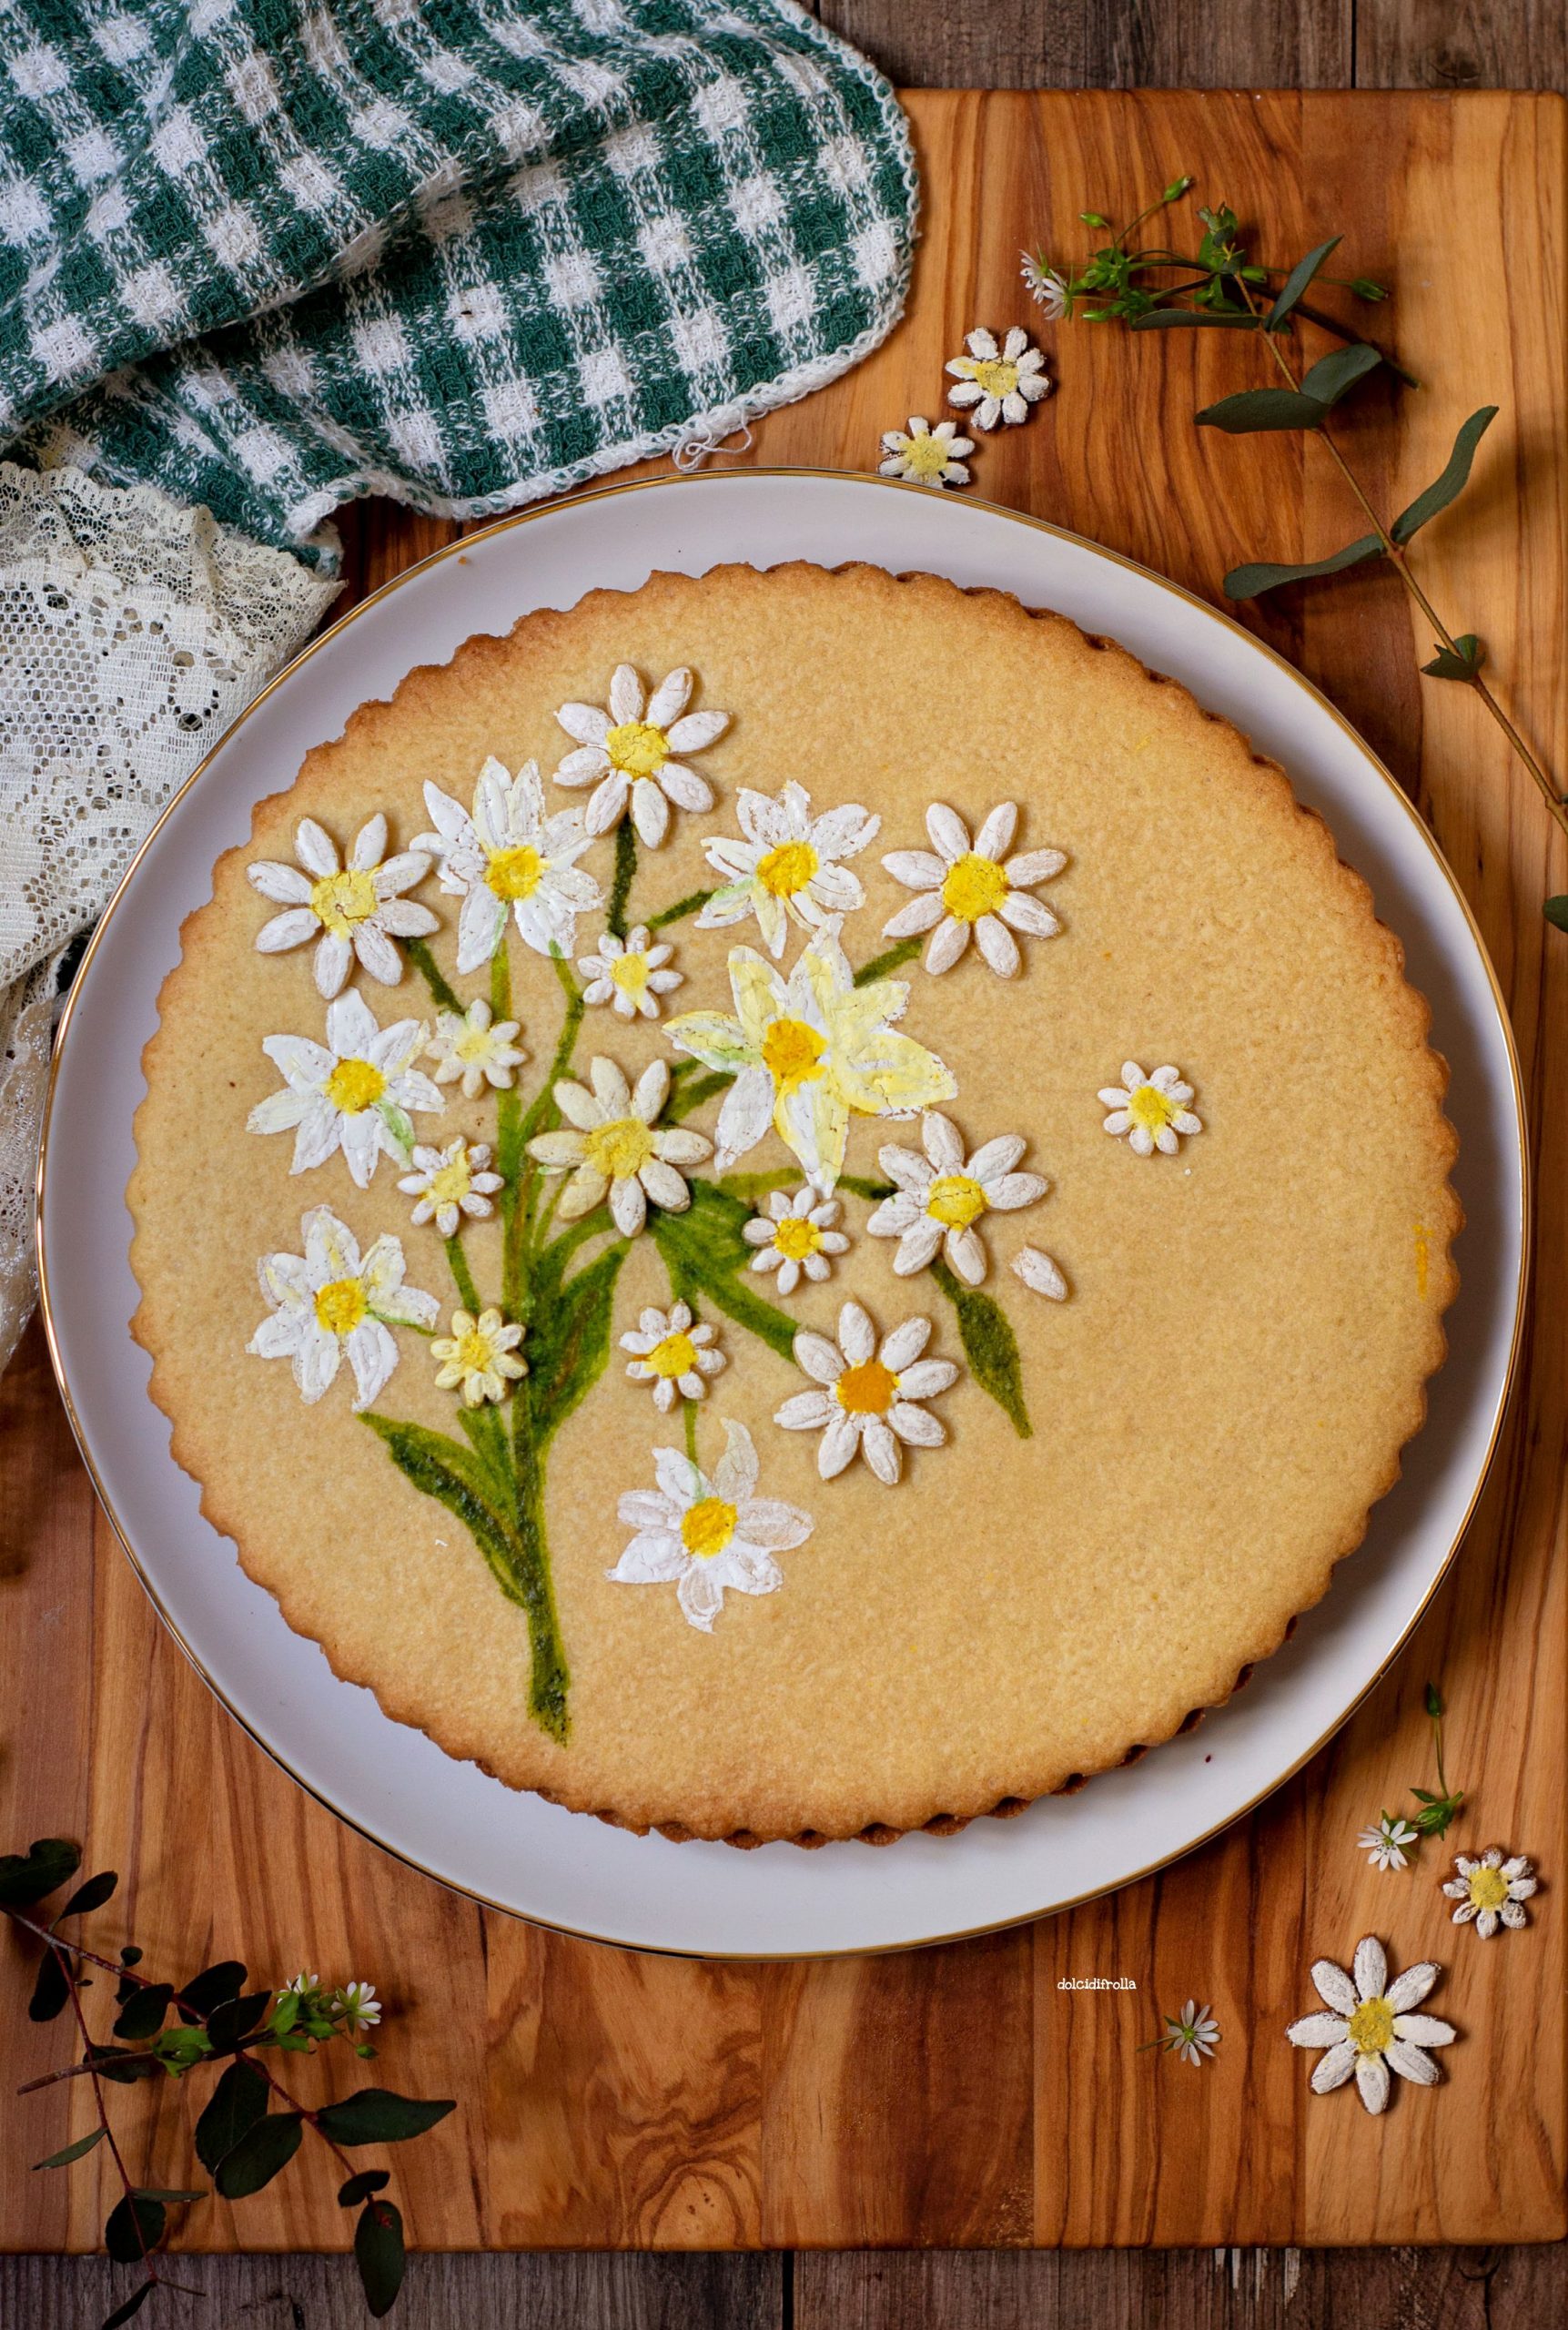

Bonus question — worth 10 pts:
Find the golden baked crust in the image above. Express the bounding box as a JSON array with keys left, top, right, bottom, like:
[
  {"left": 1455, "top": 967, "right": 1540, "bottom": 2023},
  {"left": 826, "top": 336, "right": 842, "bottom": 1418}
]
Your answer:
[{"left": 129, "top": 562, "right": 1460, "bottom": 1844}]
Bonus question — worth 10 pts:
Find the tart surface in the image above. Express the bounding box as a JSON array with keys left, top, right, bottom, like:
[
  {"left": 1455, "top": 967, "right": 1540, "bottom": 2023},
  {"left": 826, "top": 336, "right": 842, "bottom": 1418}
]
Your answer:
[{"left": 129, "top": 562, "right": 1459, "bottom": 1842}]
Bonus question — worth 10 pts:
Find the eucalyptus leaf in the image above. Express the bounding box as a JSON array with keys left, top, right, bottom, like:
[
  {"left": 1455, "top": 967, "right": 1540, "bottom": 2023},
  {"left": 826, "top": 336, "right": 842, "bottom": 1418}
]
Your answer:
[
  {"left": 58, "top": 1869, "right": 118, "bottom": 1920},
  {"left": 177, "top": 1960, "right": 247, "bottom": 2020},
  {"left": 1299, "top": 341, "right": 1382, "bottom": 407},
  {"left": 1421, "top": 633, "right": 1485, "bottom": 680},
  {"left": 88, "top": 2043, "right": 162, "bottom": 2086},
  {"left": 1546, "top": 897, "right": 1568, "bottom": 933},
  {"left": 355, "top": 2197, "right": 407, "bottom": 2318},
  {"left": 1224, "top": 535, "right": 1384, "bottom": 599},
  {"left": 104, "top": 2193, "right": 163, "bottom": 2264},
  {"left": 1128, "top": 309, "right": 1258, "bottom": 330},
  {"left": 1196, "top": 386, "right": 1330, "bottom": 434},
  {"left": 316, "top": 2089, "right": 457, "bottom": 2146},
  {"left": 929, "top": 1260, "right": 1031, "bottom": 1439},
  {"left": 213, "top": 2108, "right": 304, "bottom": 2199},
  {"left": 1267, "top": 236, "right": 1340, "bottom": 328},
  {"left": 339, "top": 2168, "right": 391, "bottom": 2206},
  {"left": 99, "top": 2284, "right": 155, "bottom": 2329},
  {"left": 195, "top": 2059, "right": 269, "bottom": 2173},
  {"left": 34, "top": 2126, "right": 107, "bottom": 2171},
  {"left": 0, "top": 1837, "right": 80, "bottom": 1909},
  {"left": 206, "top": 1991, "right": 272, "bottom": 2050},
  {"left": 1390, "top": 406, "right": 1499, "bottom": 542},
  {"left": 28, "top": 1946, "right": 69, "bottom": 2022},
  {"left": 114, "top": 1983, "right": 174, "bottom": 2043}
]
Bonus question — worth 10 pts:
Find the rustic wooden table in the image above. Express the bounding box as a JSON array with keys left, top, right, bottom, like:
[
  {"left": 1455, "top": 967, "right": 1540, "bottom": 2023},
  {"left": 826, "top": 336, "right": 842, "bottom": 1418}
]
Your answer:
[{"left": 5, "top": 5, "right": 1567, "bottom": 2325}]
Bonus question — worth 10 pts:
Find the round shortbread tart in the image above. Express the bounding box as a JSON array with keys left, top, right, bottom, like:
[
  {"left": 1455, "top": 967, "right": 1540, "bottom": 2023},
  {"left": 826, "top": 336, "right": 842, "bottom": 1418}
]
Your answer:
[{"left": 129, "top": 562, "right": 1459, "bottom": 1846}]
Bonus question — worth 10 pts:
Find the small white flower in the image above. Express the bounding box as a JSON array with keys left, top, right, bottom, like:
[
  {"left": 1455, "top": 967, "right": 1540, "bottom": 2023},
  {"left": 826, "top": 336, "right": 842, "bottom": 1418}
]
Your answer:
[
  {"left": 1442, "top": 1847, "right": 1538, "bottom": 1939},
  {"left": 1020, "top": 251, "right": 1067, "bottom": 319},
  {"left": 698, "top": 782, "right": 881, "bottom": 957},
  {"left": 620, "top": 1301, "right": 725, "bottom": 1411},
  {"left": 774, "top": 1298, "right": 958, "bottom": 1486},
  {"left": 1099, "top": 1062, "right": 1203, "bottom": 1157},
  {"left": 398, "top": 1136, "right": 503, "bottom": 1238},
  {"left": 868, "top": 1110, "right": 1047, "bottom": 1286},
  {"left": 553, "top": 664, "right": 729, "bottom": 846},
  {"left": 248, "top": 1206, "right": 438, "bottom": 1410},
  {"left": 1286, "top": 1936, "right": 1456, "bottom": 2114},
  {"left": 1011, "top": 1246, "right": 1067, "bottom": 1301},
  {"left": 578, "top": 923, "right": 683, "bottom": 1019},
  {"left": 878, "top": 414, "right": 974, "bottom": 488},
  {"left": 945, "top": 325, "right": 1052, "bottom": 429},
  {"left": 742, "top": 1185, "right": 849, "bottom": 1294},
  {"left": 247, "top": 990, "right": 445, "bottom": 1187},
  {"left": 334, "top": 1980, "right": 381, "bottom": 2034},
  {"left": 430, "top": 1306, "right": 527, "bottom": 1406},
  {"left": 412, "top": 757, "right": 602, "bottom": 974},
  {"left": 248, "top": 813, "right": 438, "bottom": 998},
  {"left": 1161, "top": 2001, "right": 1220, "bottom": 2067},
  {"left": 1358, "top": 1814, "right": 1421, "bottom": 1872},
  {"left": 881, "top": 800, "right": 1065, "bottom": 978},
  {"left": 426, "top": 997, "right": 527, "bottom": 1098},
  {"left": 525, "top": 1056, "right": 712, "bottom": 1237},
  {"left": 282, "top": 1971, "right": 320, "bottom": 1997},
  {"left": 611, "top": 1419, "right": 812, "bottom": 1632}
]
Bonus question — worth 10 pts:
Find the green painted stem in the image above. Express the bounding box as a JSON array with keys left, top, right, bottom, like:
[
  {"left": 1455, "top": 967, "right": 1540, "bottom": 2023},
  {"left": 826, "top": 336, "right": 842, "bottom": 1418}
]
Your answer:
[
  {"left": 407, "top": 937, "right": 463, "bottom": 1017},
  {"left": 855, "top": 935, "right": 923, "bottom": 987},
  {"left": 444, "top": 1235, "right": 481, "bottom": 1317},
  {"left": 508, "top": 1411, "right": 571, "bottom": 1744},
  {"left": 648, "top": 885, "right": 717, "bottom": 930},
  {"left": 606, "top": 822, "right": 637, "bottom": 939}
]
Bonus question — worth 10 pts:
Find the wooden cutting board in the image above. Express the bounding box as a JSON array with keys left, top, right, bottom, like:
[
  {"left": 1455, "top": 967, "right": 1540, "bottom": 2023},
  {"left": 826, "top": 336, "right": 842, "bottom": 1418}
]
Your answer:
[{"left": 3, "top": 88, "right": 1563, "bottom": 2254}]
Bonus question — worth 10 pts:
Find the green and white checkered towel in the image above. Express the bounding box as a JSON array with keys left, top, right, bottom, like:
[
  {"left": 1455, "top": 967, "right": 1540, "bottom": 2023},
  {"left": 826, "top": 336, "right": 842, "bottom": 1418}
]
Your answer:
[{"left": 0, "top": 0, "right": 916, "bottom": 562}]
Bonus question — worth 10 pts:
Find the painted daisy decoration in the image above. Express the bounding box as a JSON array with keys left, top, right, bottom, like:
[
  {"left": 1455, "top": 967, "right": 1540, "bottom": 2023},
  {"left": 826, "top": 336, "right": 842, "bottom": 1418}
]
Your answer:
[
  {"left": 1442, "top": 1847, "right": 1538, "bottom": 1939},
  {"left": 412, "top": 757, "right": 602, "bottom": 974},
  {"left": 610, "top": 1421, "right": 813, "bottom": 1632},
  {"left": 774, "top": 1298, "right": 958, "bottom": 1486},
  {"left": 248, "top": 1206, "right": 438, "bottom": 1409},
  {"left": 881, "top": 802, "right": 1065, "bottom": 978},
  {"left": 430, "top": 1306, "right": 527, "bottom": 1407},
  {"left": 398, "top": 1136, "right": 503, "bottom": 1238},
  {"left": 553, "top": 664, "right": 730, "bottom": 846},
  {"left": 525, "top": 1056, "right": 712, "bottom": 1236},
  {"left": 1099, "top": 1062, "right": 1203, "bottom": 1157},
  {"left": 868, "top": 1110, "right": 1047, "bottom": 1286},
  {"left": 248, "top": 813, "right": 437, "bottom": 998},
  {"left": 743, "top": 1186, "right": 849, "bottom": 1294},
  {"left": 1358, "top": 1814, "right": 1420, "bottom": 1872},
  {"left": 945, "top": 326, "right": 1052, "bottom": 429},
  {"left": 664, "top": 921, "right": 956, "bottom": 1192},
  {"left": 621, "top": 1302, "right": 726, "bottom": 1412},
  {"left": 878, "top": 414, "right": 975, "bottom": 488},
  {"left": 1286, "top": 1936, "right": 1456, "bottom": 2114},
  {"left": 578, "top": 924, "right": 683, "bottom": 1020},
  {"left": 426, "top": 997, "right": 527, "bottom": 1097},
  {"left": 247, "top": 990, "right": 445, "bottom": 1187},
  {"left": 697, "top": 782, "right": 881, "bottom": 957}
]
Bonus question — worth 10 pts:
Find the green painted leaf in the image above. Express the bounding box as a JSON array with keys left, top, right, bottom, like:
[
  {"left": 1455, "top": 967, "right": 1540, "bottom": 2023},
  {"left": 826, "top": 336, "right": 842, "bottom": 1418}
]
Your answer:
[
  {"left": 648, "top": 886, "right": 718, "bottom": 930},
  {"left": 1299, "top": 341, "right": 1382, "bottom": 407},
  {"left": 195, "top": 2060, "right": 269, "bottom": 2174},
  {"left": 664, "top": 1069, "right": 734, "bottom": 1123},
  {"left": 854, "top": 935, "right": 922, "bottom": 986},
  {"left": 315, "top": 2088, "right": 457, "bottom": 2146},
  {"left": 1391, "top": 407, "right": 1499, "bottom": 543},
  {"left": 105, "top": 2193, "right": 164, "bottom": 2264},
  {"left": 356, "top": 2198, "right": 407, "bottom": 2319},
  {"left": 1196, "top": 387, "right": 1330, "bottom": 434},
  {"left": 100, "top": 2284, "right": 156, "bottom": 2329},
  {"left": 930, "top": 1259, "right": 1031, "bottom": 1438},
  {"left": 650, "top": 1183, "right": 798, "bottom": 1361},
  {"left": 34, "top": 2126, "right": 106, "bottom": 2171},
  {"left": 1421, "top": 633, "right": 1485, "bottom": 680},
  {"left": 1545, "top": 897, "right": 1568, "bottom": 932},
  {"left": 28, "top": 1947, "right": 69, "bottom": 2022},
  {"left": 113, "top": 1983, "right": 173, "bottom": 2043},
  {"left": 58, "top": 1869, "right": 117, "bottom": 1920},
  {"left": 0, "top": 1837, "right": 80, "bottom": 1908},
  {"left": 404, "top": 937, "right": 462, "bottom": 1017},
  {"left": 214, "top": 2109, "right": 304, "bottom": 2200},
  {"left": 1267, "top": 236, "right": 1340, "bottom": 328},
  {"left": 525, "top": 1243, "right": 627, "bottom": 1447},
  {"left": 1223, "top": 536, "right": 1384, "bottom": 599},
  {"left": 1128, "top": 309, "right": 1258, "bottom": 330},
  {"left": 455, "top": 1401, "right": 514, "bottom": 1509},
  {"left": 361, "top": 1416, "right": 523, "bottom": 1592},
  {"left": 339, "top": 2168, "right": 391, "bottom": 2207}
]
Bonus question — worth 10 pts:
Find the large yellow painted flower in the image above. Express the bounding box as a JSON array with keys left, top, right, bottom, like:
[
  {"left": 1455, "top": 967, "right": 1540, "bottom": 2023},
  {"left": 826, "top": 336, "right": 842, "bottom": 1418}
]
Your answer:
[{"left": 664, "top": 922, "right": 956, "bottom": 1191}]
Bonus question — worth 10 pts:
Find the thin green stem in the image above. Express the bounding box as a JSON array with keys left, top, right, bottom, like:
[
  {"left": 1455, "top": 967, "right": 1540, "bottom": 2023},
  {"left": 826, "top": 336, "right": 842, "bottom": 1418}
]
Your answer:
[
  {"left": 683, "top": 1398, "right": 699, "bottom": 1468},
  {"left": 648, "top": 886, "right": 717, "bottom": 930},
  {"left": 606, "top": 821, "right": 637, "bottom": 939},
  {"left": 855, "top": 935, "right": 922, "bottom": 987},
  {"left": 444, "top": 1235, "right": 481, "bottom": 1318},
  {"left": 406, "top": 937, "right": 463, "bottom": 1018}
]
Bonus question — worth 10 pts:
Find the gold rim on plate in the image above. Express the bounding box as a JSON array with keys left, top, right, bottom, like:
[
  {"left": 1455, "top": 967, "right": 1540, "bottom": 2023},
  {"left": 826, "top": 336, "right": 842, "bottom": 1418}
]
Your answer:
[{"left": 35, "top": 470, "right": 1532, "bottom": 1960}]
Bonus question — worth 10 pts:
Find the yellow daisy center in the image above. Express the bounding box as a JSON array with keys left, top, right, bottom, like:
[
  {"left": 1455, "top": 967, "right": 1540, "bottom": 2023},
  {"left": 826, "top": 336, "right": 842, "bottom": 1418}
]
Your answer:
[
  {"left": 485, "top": 844, "right": 544, "bottom": 900},
  {"left": 429, "top": 1155, "right": 472, "bottom": 1207},
  {"left": 605, "top": 719, "right": 669, "bottom": 776},
  {"left": 941, "top": 852, "right": 1009, "bottom": 922},
  {"left": 645, "top": 1330, "right": 697, "bottom": 1380},
  {"left": 455, "top": 1025, "right": 497, "bottom": 1063},
  {"left": 926, "top": 1172, "right": 987, "bottom": 1229},
  {"left": 1347, "top": 1997, "right": 1394, "bottom": 2056},
  {"left": 966, "top": 357, "right": 1019, "bottom": 397},
  {"left": 325, "top": 1057, "right": 386, "bottom": 1114},
  {"left": 610, "top": 950, "right": 651, "bottom": 1000},
  {"left": 314, "top": 1277, "right": 367, "bottom": 1335},
  {"left": 585, "top": 1115, "right": 653, "bottom": 1179},
  {"left": 1128, "top": 1083, "right": 1178, "bottom": 1135},
  {"left": 762, "top": 1015, "right": 825, "bottom": 1094},
  {"left": 902, "top": 432, "right": 951, "bottom": 481},
  {"left": 1468, "top": 1864, "right": 1511, "bottom": 1912},
  {"left": 309, "top": 867, "right": 379, "bottom": 937},
  {"left": 835, "top": 1357, "right": 897, "bottom": 1416},
  {"left": 774, "top": 1216, "right": 823, "bottom": 1261},
  {"left": 457, "top": 1326, "right": 497, "bottom": 1373},
  {"left": 681, "top": 1496, "right": 737, "bottom": 1560},
  {"left": 756, "top": 838, "right": 820, "bottom": 897}
]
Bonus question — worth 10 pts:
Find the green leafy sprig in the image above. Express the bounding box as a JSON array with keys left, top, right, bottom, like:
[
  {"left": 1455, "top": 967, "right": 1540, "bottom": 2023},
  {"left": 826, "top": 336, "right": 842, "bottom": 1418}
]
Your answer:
[
  {"left": 1408, "top": 1680, "right": 1466, "bottom": 1840},
  {"left": 1026, "top": 182, "right": 1568, "bottom": 929},
  {"left": 3, "top": 1839, "right": 452, "bottom": 2325}
]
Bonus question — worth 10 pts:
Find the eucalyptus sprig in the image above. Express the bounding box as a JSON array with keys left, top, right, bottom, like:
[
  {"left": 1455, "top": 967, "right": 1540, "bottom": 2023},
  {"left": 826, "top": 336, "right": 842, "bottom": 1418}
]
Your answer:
[
  {"left": 3, "top": 1838, "right": 453, "bottom": 2325},
  {"left": 1025, "top": 182, "right": 1568, "bottom": 930}
]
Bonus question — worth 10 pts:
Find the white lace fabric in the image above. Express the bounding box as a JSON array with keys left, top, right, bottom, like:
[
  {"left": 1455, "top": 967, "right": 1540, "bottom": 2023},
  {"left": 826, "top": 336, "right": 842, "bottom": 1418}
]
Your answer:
[{"left": 0, "top": 459, "right": 338, "bottom": 1372}]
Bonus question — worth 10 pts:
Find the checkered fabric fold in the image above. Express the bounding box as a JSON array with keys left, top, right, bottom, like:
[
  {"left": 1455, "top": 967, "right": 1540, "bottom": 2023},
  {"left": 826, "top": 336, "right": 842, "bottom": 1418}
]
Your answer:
[{"left": 0, "top": 0, "right": 916, "bottom": 560}]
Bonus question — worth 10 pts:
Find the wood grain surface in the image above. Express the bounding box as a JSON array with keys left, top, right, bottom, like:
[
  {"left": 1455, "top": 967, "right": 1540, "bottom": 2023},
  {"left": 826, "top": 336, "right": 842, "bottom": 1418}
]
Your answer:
[{"left": 4, "top": 46, "right": 1566, "bottom": 2330}]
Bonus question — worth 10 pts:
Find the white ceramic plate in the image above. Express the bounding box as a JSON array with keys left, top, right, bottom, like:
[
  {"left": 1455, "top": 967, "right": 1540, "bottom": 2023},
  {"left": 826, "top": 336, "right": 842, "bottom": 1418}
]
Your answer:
[{"left": 39, "top": 471, "right": 1526, "bottom": 1959}]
